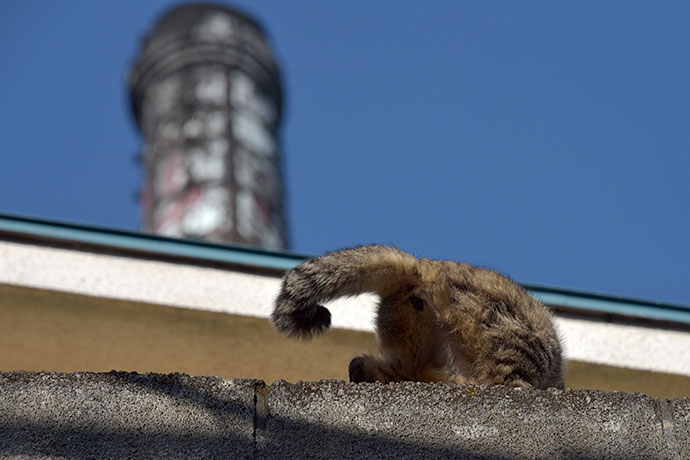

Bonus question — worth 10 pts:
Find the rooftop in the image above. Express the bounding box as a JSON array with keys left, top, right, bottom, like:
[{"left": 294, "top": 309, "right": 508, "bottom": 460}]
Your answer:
[{"left": 1, "top": 212, "right": 689, "bottom": 326}]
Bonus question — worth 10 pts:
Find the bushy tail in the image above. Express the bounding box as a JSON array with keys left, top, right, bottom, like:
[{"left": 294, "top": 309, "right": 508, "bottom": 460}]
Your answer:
[{"left": 271, "top": 245, "right": 419, "bottom": 338}]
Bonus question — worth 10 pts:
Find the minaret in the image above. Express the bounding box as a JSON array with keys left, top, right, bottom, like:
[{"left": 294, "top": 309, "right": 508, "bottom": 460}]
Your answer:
[{"left": 129, "top": 3, "right": 288, "bottom": 249}]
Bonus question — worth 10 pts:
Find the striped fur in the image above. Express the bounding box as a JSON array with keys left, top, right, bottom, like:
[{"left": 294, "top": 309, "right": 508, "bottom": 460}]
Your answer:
[{"left": 272, "top": 245, "right": 563, "bottom": 389}]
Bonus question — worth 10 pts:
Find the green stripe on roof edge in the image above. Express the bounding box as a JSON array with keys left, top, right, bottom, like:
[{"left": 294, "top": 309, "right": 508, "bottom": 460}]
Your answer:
[
  {"left": 1, "top": 212, "right": 689, "bottom": 325},
  {"left": 0, "top": 212, "right": 307, "bottom": 271}
]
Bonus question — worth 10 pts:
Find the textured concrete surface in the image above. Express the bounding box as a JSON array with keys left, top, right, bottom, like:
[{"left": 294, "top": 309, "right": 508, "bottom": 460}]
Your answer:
[
  {"left": 263, "top": 380, "right": 682, "bottom": 460},
  {"left": 672, "top": 398, "right": 690, "bottom": 458},
  {"left": 0, "top": 372, "right": 258, "bottom": 459},
  {"left": 0, "top": 371, "right": 688, "bottom": 460}
]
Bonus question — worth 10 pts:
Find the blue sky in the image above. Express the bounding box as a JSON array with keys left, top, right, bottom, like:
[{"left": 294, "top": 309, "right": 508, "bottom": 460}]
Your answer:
[{"left": 1, "top": 1, "right": 689, "bottom": 305}]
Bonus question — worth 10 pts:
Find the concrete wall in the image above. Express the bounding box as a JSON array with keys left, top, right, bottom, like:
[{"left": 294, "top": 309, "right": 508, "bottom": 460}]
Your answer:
[{"left": 1, "top": 371, "right": 687, "bottom": 459}]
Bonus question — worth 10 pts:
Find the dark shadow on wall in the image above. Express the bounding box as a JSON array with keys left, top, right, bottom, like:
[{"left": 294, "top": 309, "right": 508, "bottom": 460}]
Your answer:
[
  {"left": 0, "top": 420, "right": 252, "bottom": 459},
  {"left": 0, "top": 372, "right": 677, "bottom": 460},
  {"left": 0, "top": 419, "right": 655, "bottom": 460},
  {"left": 0, "top": 371, "right": 257, "bottom": 459}
]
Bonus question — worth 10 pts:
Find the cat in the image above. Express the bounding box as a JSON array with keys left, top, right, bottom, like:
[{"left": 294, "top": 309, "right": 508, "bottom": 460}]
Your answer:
[{"left": 272, "top": 245, "right": 563, "bottom": 389}]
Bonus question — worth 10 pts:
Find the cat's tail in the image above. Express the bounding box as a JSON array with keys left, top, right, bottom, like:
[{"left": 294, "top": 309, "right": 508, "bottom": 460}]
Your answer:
[{"left": 271, "top": 245, "right": 420, "bottom": 338}]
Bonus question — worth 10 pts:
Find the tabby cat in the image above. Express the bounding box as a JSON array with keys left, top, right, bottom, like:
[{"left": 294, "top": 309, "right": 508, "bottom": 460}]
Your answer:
[{"left": 272, "top": 245, "right": 563, "bottom": 389}]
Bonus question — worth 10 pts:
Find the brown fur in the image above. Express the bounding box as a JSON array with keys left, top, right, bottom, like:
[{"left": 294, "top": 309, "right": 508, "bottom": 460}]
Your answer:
[{"left": 271, "top": 245, "right": 563, "bottom": 389}]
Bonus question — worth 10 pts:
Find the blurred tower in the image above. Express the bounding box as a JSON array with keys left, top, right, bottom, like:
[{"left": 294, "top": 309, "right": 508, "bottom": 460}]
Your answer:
[{"left": 129, "top": 3, "right": 287, "bottom": 249}]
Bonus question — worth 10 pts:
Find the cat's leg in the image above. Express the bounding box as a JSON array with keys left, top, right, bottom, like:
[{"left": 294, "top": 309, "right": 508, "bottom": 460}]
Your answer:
[{"left": 349, "top": 291, "right": 449, "bottom": 383}]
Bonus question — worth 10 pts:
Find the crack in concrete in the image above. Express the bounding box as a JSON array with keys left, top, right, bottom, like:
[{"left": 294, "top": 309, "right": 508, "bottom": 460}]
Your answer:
[
  {"left": 656, "top": 398, "right": 681, "bottom": 459},
  {"left": 251, "top": 380, "right": 268, "bottom": 452}
]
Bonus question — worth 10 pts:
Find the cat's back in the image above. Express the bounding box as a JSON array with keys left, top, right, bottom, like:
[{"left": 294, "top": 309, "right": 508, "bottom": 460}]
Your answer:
[
  {"left": 421, "top": 258, "right": 563, "bottom": 388},
  {"left": 424, "top": 259, "right": 553, "bottom": 326}
]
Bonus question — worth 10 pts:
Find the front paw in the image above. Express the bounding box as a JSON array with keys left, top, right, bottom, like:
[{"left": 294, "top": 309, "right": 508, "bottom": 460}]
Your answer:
[{"left": 348, "top": 356, "right": 372, "bottom": 383}]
